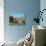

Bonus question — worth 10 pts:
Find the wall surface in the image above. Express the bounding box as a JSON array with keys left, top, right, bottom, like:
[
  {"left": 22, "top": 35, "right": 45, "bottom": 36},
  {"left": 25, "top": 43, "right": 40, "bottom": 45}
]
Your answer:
[
  {"left": 0, "top": 0, "right": 4, "bottom": 42},
  {"left": 40, "top": 0, "right": 46, "bottom": 27},
  {"left": 40, "top": 0, "right": 46, "bottom": 45},
  {"left": 4, "top": 0, "right": 40, "bottom": 42}
]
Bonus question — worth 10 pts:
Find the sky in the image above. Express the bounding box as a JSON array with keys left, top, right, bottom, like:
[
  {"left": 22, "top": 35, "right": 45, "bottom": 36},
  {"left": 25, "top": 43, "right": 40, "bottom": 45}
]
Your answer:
[{"left": 10, "top": 13, "right": 24, "bottom": 17}]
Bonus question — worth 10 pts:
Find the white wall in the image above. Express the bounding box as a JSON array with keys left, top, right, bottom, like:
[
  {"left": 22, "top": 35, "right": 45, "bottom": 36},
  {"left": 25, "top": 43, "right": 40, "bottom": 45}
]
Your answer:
[
  {"left": 40, "top": 0, "right": 46, "bottom": 45},
  {"left": 0, "top": 0, "right": 4, "bottom": 42},
  {"left": 40, "top": 0, "right": 46, "bottom": 27}
]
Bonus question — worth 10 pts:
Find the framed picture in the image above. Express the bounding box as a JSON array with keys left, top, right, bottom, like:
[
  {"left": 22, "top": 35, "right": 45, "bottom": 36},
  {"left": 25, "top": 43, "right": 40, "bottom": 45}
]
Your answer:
[{"left": 9, "top": 13, "right": 26, "bottom": 26}]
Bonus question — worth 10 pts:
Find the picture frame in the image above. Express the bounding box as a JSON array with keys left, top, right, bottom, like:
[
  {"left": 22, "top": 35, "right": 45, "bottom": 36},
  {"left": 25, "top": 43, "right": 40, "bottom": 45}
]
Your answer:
[{"left": 9, "top": 13, "right": 26, "bottom": 26}]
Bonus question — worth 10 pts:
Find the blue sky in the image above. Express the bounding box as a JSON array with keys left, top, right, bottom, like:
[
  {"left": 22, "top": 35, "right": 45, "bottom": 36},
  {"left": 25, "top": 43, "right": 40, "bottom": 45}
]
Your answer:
[{"left": 9, "top": 13, "right": 24, "bottom": 17}]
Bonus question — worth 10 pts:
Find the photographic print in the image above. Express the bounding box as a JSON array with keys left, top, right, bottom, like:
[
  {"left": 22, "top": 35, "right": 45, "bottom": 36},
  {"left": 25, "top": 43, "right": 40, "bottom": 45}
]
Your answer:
[{"left": 9, "top": 13, "right": 26, "bottom": 26}]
